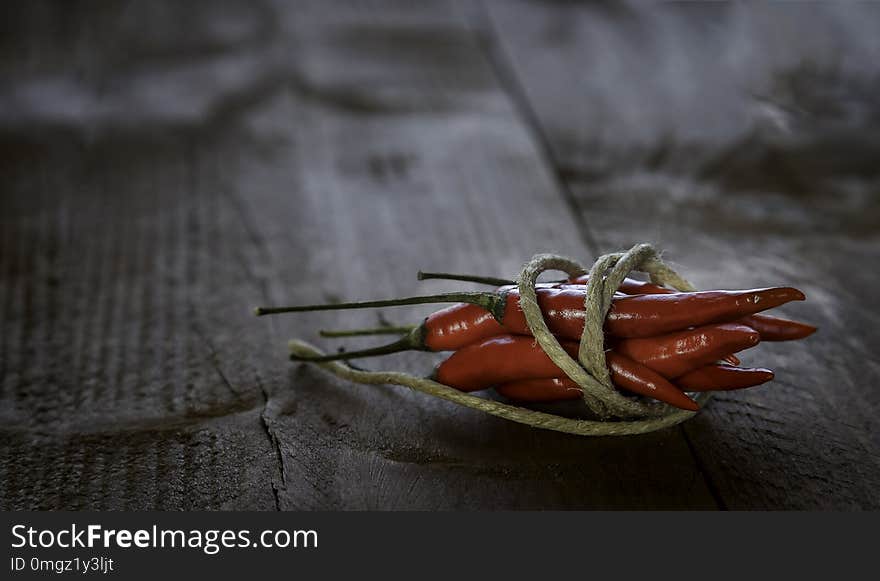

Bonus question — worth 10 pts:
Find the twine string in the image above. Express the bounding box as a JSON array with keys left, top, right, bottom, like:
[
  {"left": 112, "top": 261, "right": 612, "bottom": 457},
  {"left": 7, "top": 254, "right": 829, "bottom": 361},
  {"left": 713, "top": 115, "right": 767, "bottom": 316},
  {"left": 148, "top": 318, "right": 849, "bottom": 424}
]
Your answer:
[{"left": 288, "top": 243, "right": 711, "bottom": 436}]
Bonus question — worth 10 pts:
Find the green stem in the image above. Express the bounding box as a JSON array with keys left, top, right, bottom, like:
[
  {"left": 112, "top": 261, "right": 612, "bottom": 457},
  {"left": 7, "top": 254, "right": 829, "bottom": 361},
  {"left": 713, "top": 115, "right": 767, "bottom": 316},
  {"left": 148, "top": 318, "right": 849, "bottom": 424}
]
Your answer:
[
  {"left": 290, "top": 326, "right": 427, "bottom": 362},
  {"left": 255, "top": 291, "right": 506, "bottom": 321},
  {"left": 417, "top": 271, "right": 515, "bottom": 287},
  {"left": 319, "top": 325, "right": 416, "bottom": 338},
  {"left": 417, "top": 270, "right": 574, "bottom": 287}
]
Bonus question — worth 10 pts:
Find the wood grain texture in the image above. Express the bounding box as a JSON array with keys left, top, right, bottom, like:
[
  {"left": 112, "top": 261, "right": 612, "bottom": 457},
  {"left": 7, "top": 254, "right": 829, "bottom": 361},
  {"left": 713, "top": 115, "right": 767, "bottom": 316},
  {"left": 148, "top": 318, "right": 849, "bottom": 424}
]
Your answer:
[
  {"left": 0, "top": 0, "right": 720, "bottom": 510},
  {"left": 2, "top": 0, "right": 875, "bottom": 510},
  {"left": 223, "top": 0, "right": 716, "bottom": 510},
  {"left": 484, "top": 0, "right": 880, "bottom": 509}
]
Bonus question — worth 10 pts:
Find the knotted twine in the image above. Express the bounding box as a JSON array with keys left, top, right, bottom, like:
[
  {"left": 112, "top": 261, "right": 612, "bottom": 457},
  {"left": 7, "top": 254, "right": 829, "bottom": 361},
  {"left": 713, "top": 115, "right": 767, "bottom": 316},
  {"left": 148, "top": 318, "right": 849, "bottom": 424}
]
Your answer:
[{"left": 288, "top": 243, "right": 711, "bottom": 436}]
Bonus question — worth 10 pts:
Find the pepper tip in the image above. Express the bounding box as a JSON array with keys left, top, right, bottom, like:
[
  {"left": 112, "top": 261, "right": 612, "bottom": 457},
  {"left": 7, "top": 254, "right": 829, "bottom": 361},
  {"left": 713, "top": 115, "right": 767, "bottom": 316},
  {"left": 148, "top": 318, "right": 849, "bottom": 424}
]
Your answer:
[{"left": 683, "top": 397, "right": 700, "bottom": 412}]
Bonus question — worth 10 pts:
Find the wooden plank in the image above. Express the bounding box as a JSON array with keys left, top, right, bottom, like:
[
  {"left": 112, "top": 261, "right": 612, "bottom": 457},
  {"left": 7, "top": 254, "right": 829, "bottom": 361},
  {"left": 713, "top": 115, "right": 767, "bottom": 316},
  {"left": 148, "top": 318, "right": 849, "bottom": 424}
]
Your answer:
[
  {"left": 233, "top": 0, "right": 717, "bottom": 510},
  {"left": 484, "top": 0, "right": 880, "bottom": 509},
  {"left": 0, "top": 135, "right": 282, "bottom": 509},
  {"left": 0, "top": 0, "right": 291, "bottom": 510},
  {"left": 1, "top": 0, "right": 718, "bottom": 509}
]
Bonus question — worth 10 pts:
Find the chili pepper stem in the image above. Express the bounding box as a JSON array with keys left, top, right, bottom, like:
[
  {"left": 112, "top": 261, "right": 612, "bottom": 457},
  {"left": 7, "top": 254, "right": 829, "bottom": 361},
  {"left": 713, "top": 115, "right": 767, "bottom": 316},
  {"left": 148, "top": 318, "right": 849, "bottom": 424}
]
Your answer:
[
  {"left": 255, "top": 291, "right": 507, "bottom": 321},
  {"left": 417, "top": 271, "right": 515, "bottom": 287},
  {"left": 319, "top": 325, "right": 416, "bottom": 338},
  {"left": 417, "top": 270, "right": 577, "bottom": 288},
  {"left": 289, "top": 326, "right": 427, "bottom": 362}
]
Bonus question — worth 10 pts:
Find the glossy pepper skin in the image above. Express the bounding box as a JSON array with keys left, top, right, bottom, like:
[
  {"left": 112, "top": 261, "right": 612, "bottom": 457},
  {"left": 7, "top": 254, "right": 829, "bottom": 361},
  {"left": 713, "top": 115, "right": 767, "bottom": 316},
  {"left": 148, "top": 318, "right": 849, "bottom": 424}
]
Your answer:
[
  {"left": 435, "top": 335, "right": 698, "bottom": 410},
  {"left": 607, "top": 351, "right": 699, "bottom": 410},
  {"left": 495, "top": 364, "right": 773, "bottom": 402},
  {"left": 424, "top": 303, "right": 502, "bottom": 351},
  {"left": 570, "top": 275, "right": 816, "bottom": 341},
  {"left": 496, "top": 362, "right": 773, "bottom": 402},
  {"left": 425, "top": 286, "right": 803, "bottom": 351},
  {"left": 495, "top": 377, "right": 582, "bottom": 402},
  {"left": 601, "top": 288, "right": 804, "bottom": 338},
  {"left": 736, "top": 314, "right": 817, "bottom": 341},
  {"left": 434, "top": 335, "right": 577, "bottom": 392},
  {"left": 675, "top": 364, "right": 774, "bottom": 392},
  {"left": 612, "top": 323, "right": 760, "bottom": 379},
  {"left": 495, "top": 352, "right": 699, "bottom": 411}
]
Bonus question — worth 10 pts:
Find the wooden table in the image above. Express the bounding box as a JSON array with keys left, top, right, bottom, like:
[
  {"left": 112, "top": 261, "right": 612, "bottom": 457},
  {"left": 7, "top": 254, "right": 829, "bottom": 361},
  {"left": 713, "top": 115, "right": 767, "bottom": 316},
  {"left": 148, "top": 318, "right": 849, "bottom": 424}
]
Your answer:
[{"left": 2, "top": 0, "right": 878, "bottom": 510}]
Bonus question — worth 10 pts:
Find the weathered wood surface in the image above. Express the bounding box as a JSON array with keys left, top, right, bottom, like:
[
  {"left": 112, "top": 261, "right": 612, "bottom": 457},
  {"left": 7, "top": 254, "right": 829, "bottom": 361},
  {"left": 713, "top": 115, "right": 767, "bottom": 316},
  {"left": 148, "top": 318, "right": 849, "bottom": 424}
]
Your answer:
[
  {"left": 1, "top": 0, "right": 877, "bottom": 510},
  {"left": 484, "top": 0, "right": 880, "bottom": 509}
]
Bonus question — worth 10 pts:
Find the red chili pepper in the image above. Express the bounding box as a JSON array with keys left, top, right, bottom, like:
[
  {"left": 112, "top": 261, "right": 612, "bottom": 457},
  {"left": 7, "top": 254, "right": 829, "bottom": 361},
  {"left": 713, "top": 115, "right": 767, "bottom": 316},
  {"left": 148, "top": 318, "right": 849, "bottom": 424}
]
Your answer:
[
  {"left": 570, "top": 275, "right": 816, "bottom": 341},
  {"left": 423, "top": 303, "right": 504, "bottom": 351},
  {"left": 428, "top": 287, "right": 802, "bottom": 351},
  {"left": 495, "top": 378, "right": 582, "bottom": 402},
  {"left": 433, "top": 286, "right": 801, "bottom": 346},
  {"left": 496, "top": 354, "right": 700, "bottom": 410},
  {"left": 496, "top": 361, "right": 772, "bottom": 402},
  {"left": 736, "top": 314, "right": 816, "bottom": 341},
  {"left": 263, "top": 269, "right": 810, "bottom": 411},
  {"left": 265, "top": 286, "right": 799, "bottom": 361},
  {"left": 433, "top": 335, "right": 577, "bottom": 392},
  {"left": 418, "top": 271, "right": 816, "bottom": 342},
  {"left": 612, "top": 322, "right": 760, "bottom": 378},
  {"left": 675, "top": 364, "right": 774, "bottom": 392},
  {"left": 606, "top": 351, "right": 699, "bottom": 410},
  {"left": 435, "top": 335, "right": 699, "bottom": 410}
]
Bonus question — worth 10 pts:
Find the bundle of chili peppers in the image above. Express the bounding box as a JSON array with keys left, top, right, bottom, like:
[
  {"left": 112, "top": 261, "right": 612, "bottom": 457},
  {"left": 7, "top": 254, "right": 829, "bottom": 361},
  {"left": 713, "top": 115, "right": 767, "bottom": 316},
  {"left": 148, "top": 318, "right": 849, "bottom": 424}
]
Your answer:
[{"left": 255, "top": 268, "right": 814, "bottom": 413}]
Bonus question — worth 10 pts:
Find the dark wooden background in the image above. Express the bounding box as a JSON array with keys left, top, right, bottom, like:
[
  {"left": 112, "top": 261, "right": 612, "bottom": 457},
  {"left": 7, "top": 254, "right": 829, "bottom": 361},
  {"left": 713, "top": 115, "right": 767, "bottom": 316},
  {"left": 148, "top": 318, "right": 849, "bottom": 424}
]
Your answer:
[{"left": 2, "top": 0, "right": 878, "bottom": 510}]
